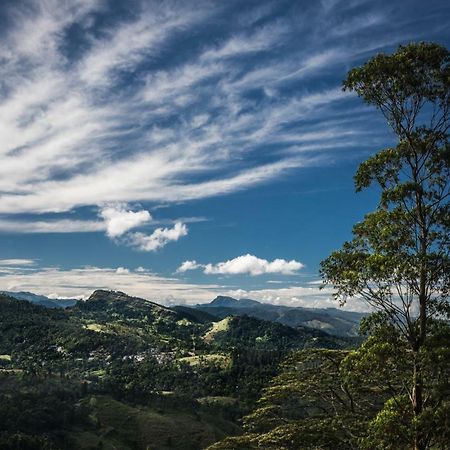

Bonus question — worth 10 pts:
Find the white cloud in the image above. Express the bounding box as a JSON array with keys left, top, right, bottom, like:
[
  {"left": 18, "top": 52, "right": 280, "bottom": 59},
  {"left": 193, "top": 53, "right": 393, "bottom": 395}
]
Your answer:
[
  {"left": 226, "top": 286, "right": 369, "bottom": 312},
  {"left": 0, "top": 215, "right": 207, "bottom": 235},
  {"left": 177, "top": 254, "right": 304, "bottom": 276},
  {"left": 128, "top": 222, "right": 188, "bottom": 252},
  {"left": 205, "top": 254, "right": 304, "bottom": 276},
  {"left": 0, "top": 259, "right": 35, "bottom": 266},
  {"left": 99, "top": 205, "right": 152, "bottom": 238},
  {"left": 115, "top": 267, "right": 130, "bottom": 274},
  {"left": 0, "top": 219, "right": 104, "bottom": 234},
  {"left": 0, "top": 265, "right": 220, "bottom": 303},
  {"left": 177, "top": 260, "right": 202, "bottom": 273},
  {"left": 77, "top": 4, "right": 202, "bottom": 87}
]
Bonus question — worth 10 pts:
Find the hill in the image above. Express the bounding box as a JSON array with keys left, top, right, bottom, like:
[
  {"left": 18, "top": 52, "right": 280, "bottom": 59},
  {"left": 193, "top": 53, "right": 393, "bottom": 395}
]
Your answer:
[
  {"left": 194, "top": 296, "right": 364, "bottom": 336},
  {"left": 0, "top": 290, "right": 352, "bottom": 449}
]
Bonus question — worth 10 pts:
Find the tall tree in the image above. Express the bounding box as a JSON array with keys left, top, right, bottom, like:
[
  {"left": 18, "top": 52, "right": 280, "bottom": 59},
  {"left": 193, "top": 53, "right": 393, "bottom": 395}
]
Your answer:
[{"left": 321, "top": 42, "right": 450, "bottom": 450}]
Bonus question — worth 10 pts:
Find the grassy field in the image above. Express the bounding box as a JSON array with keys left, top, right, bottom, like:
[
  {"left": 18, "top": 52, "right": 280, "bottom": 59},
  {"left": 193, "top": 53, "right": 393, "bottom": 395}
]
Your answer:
[
  {"left": 178, "top": 353, "right": 231, "bottom": 369},
  {"left": 203, "top": 318, "right": 231, "bottom": 343}
]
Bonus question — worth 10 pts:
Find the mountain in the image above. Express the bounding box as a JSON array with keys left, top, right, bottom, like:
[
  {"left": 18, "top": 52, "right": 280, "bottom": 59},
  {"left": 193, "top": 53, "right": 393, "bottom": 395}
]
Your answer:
[
  {"left": 76, "top": 289, "right": 177, "bottom": 317},
  {"left": 1, "top": 290, "right": 78, "bottom": 308},
  {"left": 193, "top": 296, "right": 365, "bottom": 336},
  {"left": 204, "top": 295, "right": 261, "bottom": 308}
]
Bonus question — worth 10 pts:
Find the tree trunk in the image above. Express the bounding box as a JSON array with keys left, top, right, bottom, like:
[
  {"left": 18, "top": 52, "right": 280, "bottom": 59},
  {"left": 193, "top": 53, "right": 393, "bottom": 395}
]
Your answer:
[{"left": 412, "top": 355, "right": 426, "bottom": 450}]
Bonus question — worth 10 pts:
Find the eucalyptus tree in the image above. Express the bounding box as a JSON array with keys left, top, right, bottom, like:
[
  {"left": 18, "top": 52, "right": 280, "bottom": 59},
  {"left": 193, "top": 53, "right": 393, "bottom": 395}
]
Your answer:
[{"left": 321, "top": 42, "right": 450, "bottom": 449}]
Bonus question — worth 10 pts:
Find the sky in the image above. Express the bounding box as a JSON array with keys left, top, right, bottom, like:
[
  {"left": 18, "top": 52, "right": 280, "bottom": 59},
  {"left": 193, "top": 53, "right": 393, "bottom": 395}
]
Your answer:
[{"left": 0, "top": 0, "right": 449, "bottom": 311}]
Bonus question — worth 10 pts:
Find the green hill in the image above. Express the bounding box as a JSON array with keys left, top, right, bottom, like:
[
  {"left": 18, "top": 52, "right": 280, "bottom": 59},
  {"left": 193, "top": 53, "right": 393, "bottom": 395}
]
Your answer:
[
  {"left": 194, "top": 296, "right": 365, "bottom": 336},
  {"left": 0, "top": 291, "right": 351, "bottom": 449}
]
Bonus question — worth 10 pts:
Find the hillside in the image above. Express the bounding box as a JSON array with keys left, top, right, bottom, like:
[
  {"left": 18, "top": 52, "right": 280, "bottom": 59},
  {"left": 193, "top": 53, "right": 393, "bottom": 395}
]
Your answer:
[
  {"left": 194, "top": 296, "right": 365, "bottom": 336},
  {"left": 0, "top": 290, "right": 352, "bottom": 450}
]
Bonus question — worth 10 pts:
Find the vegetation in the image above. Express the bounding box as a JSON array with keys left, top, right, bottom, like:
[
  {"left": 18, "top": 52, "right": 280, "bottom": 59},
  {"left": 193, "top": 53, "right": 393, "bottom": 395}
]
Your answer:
[
  {"left": 320, "top": 42, "right": 450, "bottom": 449},
  {"left": 209, "top": 41, "right": 450, "bottom": 450},
  {"left": 195, "top": 295, "right": 364, "bottom": 336},
  {"left": 1, "top": 42, "right": 448, "bottom": 450},
  {"left": 0, "top": 290, "right": 347, "bottom": 449}
]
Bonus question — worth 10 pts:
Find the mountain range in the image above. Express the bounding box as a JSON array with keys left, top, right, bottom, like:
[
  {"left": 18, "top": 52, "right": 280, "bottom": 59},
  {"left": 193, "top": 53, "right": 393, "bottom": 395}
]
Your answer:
[
  {"left": 2, "top": 291, "right": 364, "bottom": 337},
  {"left": 188, "top": 295, "right": 365, "bottom": 337},
  {"left": 0, "top": 290, "right": 78, "bottom": 308}
]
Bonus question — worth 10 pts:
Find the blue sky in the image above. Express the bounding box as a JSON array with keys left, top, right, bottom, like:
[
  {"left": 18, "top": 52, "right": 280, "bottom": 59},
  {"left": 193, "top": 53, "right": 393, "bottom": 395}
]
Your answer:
[{"left": 0, "top": 0, "right": 449, "bottom": 309}]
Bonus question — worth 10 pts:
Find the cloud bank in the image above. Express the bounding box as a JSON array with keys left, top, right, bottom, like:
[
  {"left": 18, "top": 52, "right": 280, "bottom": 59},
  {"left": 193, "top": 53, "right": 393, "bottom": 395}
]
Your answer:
[{"left": 0, "top": 261, "right": 368, "bottom": 311}]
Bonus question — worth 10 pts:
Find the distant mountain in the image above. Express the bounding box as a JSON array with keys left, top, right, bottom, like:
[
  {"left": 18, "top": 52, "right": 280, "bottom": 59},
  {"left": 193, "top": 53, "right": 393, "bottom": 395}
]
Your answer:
[
  {"left": 193, "top": 296, "right": 365, "bottom": 337},
  {"left": 1, "top": 291, "right": 78, "bottom": 308},
  {"left": 205, "top": 296, "right": 261, "bottom": 309}
]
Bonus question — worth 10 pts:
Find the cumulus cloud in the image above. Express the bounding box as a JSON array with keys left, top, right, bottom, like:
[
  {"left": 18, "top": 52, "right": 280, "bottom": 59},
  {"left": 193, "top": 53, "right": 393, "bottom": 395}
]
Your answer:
[
  {"left": 177, "top": 260, "right": 202, "bottom": 273},
  {"left": 115, "top": 267, "right": 130, "bottom": 274},
  {"left": 177, "top": 254, "right": 304, "bottom": 276},
  {"left": 99, "top": 205, "right": 152, "bottom": 238},
  {"left": 97, "top": 206, "right": 187, "bottom": 252},
  {"left": 128, "top": 222, "right": 188, "bottom": 252}
]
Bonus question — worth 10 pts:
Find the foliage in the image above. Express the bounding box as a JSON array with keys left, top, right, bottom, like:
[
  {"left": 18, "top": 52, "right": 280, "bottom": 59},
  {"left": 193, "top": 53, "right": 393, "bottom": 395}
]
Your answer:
[
  {"left": 209, "top": 349, "right": 371, "bottom": 449},
  {"left": 0, "top": 291, "right": 350, "bottom": 449},
  {"left": 321, "top": 42, "right": 450, "bottom": 449}
]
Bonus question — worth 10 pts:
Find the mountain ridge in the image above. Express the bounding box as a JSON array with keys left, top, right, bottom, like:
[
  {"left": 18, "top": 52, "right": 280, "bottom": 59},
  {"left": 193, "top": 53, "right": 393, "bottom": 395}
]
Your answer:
[
  {"left": 1, "top": 290, "right": 78, "bottom": 308},
  {"left": 192, "top": 295, "right": 365, "bottom": 336}
]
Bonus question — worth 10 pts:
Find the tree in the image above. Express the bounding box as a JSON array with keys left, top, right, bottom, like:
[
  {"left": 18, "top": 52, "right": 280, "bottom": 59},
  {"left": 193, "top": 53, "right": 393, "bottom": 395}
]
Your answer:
[
  {"left": 321, "top": 42, "right": 450, "bottom": 449},
  {"left": 207, "top": 349, "right": 388, "bottom": 450}
]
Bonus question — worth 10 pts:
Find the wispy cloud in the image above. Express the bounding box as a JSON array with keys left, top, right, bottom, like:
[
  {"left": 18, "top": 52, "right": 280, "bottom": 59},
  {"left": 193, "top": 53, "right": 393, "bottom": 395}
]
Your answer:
[
  {"left": 0, "top": 219, "right": 104, "bottom": 234},
  {"left": 0, "top": 214, "right": 206, "bottom": 234},
  {"left": 0, "top": 0, "right": 446, "bottom": 308},
  {"left": 0, "top": 259, "right": 35, "bottom": 266},
  {"left": 0, "top": 0, "right": 444, "bottom": 237}
]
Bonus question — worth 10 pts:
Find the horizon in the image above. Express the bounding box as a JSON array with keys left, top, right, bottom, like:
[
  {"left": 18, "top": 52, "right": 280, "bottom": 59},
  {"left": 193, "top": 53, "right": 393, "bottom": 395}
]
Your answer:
[
  {"left": 1, "top": 0, "right": 449, "bottom": 313},
  {"left": 3, "top": 289, "right": 362, "bottom": 315}
]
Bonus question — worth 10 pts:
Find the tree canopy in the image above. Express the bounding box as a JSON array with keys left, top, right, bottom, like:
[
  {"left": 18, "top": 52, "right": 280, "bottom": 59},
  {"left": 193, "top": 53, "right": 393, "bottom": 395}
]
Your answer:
[{"left": 321, "top": 42, "right": 450, "bottom": 449}]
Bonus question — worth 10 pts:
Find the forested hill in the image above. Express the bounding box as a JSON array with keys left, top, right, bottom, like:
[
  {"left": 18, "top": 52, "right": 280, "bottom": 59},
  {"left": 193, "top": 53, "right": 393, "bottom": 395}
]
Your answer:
[
  {"left": 3, "top": 289, "right": 364, "bottom": 336},
  {"left": 191, "top": 295, "right": 365, "bottom": 336},
  {"left": 0, "top": 290, "right": 351, "bottom": 450}
]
